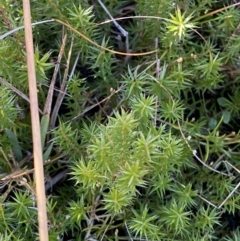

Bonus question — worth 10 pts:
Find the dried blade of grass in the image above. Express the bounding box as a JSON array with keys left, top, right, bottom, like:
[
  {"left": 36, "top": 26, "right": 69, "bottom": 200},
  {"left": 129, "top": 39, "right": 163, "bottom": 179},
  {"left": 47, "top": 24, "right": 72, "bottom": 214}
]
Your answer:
[
  {"left": 43, "top": 33, "right": 67, "bottom": 115},
  {"left": 217, "top": 161, "right": 240, "bottom": 209},
  {"left": 0, "top": 76, "right": 43, "bottom": 115},
  {"left": 97, "top": 0, "right": 128, "bottom": 37},
  {"left": 54, "top": 18, "right": 157, "bottom": 56},
  {"left": 50, "top": 37, "right": 73, "bottom": 128},
  {"left": 96, "top": 0, "right": 129, "bottom": 53},
  {"left": 154, "top": 37, "right": 160, "bottom": 128},
  {"left": 0, "top": 19, "right": 54, "bottom": 40},
  {"left": 22, "top": 0, "right": 48, "bottom": 240},
  {"left": 42, "top": 32, "right": 67, "bottom": 145}
]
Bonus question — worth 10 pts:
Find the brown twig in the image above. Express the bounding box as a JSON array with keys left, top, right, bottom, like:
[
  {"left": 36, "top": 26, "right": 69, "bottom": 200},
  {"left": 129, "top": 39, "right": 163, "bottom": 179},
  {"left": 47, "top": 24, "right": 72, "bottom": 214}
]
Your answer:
[
  {"left": 43, "top": 33, "right": 67, "bottom": 116},
  {"left": 50, "top": 37, "right": 73, "bottom": 128},
  {"left": 22, "top": 0, "right": 49, "bottom": 240}
]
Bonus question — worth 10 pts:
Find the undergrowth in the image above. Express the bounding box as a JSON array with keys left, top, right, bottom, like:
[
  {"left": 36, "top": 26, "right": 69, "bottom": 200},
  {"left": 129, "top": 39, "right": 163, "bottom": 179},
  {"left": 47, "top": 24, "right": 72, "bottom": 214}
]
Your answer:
[{"left": 0, "top": 0, "right": 240, "bottom": 240}]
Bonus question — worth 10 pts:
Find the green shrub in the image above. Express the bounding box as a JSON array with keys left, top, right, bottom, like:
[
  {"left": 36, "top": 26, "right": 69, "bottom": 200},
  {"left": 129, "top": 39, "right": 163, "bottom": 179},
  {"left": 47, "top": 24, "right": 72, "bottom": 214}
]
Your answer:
[{"left": 1, "top": 0, "right": 240, "bottom": 240}]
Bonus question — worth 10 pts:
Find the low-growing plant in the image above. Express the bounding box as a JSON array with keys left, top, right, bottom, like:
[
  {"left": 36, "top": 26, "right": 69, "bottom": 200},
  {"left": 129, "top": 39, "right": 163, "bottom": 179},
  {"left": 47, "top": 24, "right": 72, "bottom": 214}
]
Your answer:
[{"left": 0, "top": 0, "right": 240, "bottom": 240}]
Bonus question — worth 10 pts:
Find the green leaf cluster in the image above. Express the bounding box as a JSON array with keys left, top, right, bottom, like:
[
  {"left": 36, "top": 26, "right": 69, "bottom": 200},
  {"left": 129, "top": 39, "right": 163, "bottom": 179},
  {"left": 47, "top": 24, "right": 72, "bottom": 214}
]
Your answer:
[{"left": 1, "top": 0, "right": 240, "bottom": 240}]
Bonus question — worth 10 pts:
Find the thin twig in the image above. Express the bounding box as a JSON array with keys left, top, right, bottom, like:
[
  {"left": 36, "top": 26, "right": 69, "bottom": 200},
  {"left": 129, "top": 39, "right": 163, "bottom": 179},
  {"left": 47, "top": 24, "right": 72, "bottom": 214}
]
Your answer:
[
  {"left": 1, "top": 17, "right": 156, "bottom": 56},
  {"left": 96, "top": 0, "right": 131, "bottom": 64},
  {"left": 43, "top": 33, "right": 67, "bottom": 115},
  {"left": 69, "top": 51, "right": 80, "bottom": 80},
  {"left": 174, "top": 180, "right": 218, "bottom": 208},
  {"left": 50, "top": 37, "right": 73, "bottom": 128},
  {"left": 22, "top": 0, "right": 48, "bottom": 240},
  {"left": 0, "top": 19, "right": 54, "bottom": 39},
  {"left": 154, "top": 37, "right": 160, "bottom": 128},
  {"left": 45, "top": 168, "right": 69, "bottom": 192},
  {"left": 150, "top": 73, "right": 230, "bottom": 177},
  {"left": 217, "top": 161, "right": 240, "bottom": 209},
  {"left": 223, "top": 161, "right": 240, "bottom": 174},
  {"left": 0, "top": 77, "right": 43, "bottom": 115},
  {"left": 69, "top": 88, "right": 120, "bottom": 123},
  {"left": 54, "top": 18, "right": 156, "bottom": 56},
  {"left": 96, "top": 0, "right": 128, "bottom": 37},
  {"left": 125, "top": 221, "right": 134, "bottom": 241},
  {"left": 192, "top": 150, "right": 229, "bottom": 177},
  {"left": 85, "top": 195, "right": 101, "bottom": 240},
  {"left": 0, "top": 154, "right": 66, "bottom": 182},
  {"left": 0, "top": 6, "right": 25, "bottom": 45},
  {"left": 218, "top": 182, "right": 240, "bottom": 209}
]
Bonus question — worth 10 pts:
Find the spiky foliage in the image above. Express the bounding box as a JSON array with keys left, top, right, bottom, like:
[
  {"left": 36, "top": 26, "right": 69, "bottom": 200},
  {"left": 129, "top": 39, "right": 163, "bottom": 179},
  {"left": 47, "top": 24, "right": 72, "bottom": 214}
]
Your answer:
[{"left": 0, "top": 0, "right": 240, "bottom": 240}]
